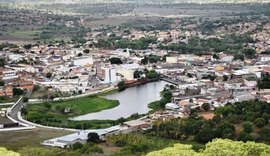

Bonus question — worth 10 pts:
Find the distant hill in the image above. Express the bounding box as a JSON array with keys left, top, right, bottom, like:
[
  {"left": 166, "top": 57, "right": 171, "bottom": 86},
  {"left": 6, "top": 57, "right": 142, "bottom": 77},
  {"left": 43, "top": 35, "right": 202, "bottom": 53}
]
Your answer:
[{"left": 0, "top": 0, "right": 269, "bottom": 4}]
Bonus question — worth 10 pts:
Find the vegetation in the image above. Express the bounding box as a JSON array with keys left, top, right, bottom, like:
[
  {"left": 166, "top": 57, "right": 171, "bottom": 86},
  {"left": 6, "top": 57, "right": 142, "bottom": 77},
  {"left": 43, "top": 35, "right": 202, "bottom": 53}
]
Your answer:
[
  {"left": 17, "top": 143, "right": 103, "bottom": 156},
  {"left": 148, "top": 88, "right": 172, "bottom": 110},
  {"left": 0, "top": 81, "right": 5, "bottom": 86},
  {"left": 23, "top": 95, "right": 119, "bottom": 129},
  {"left": 0, "top": 147, "right": 19, "bottom": 156},
  {"left": 0, "top": 58, "right": 6, "bottom": 67},
  {"left": 87, "top": 132, "right": 100, "bottom": 143},
  {"left": 243, "top": 48, "right": 256, "bottom": 59},
  {"left": 118, "top": 81, "right": 126, "bottom": 91},
  {"left": 107, "top": 133, "right": 177, "bottom": 156},
  {"left": 96, "top": 36, "right": 157, "bottom": 50},
  {"left": 109, "top": 57, "right": 123, "bottom": 64},
  {"left": 146, "top": 139, "right": 270, "bottom": 156},
  {"left": 257, "top": 74, "right": 270, "bottom": 90},
  {"left": 12, "top": 88, "right": 24, "bottom": 96},
  {"left": 145, "top": 70, "right": 160, "bottom": 80},
  {"left": 146, "top": 100, "right": 270, "bottom": 144},
  {"left": 46, "top": 72, "right": 53, "bottom": 79}
]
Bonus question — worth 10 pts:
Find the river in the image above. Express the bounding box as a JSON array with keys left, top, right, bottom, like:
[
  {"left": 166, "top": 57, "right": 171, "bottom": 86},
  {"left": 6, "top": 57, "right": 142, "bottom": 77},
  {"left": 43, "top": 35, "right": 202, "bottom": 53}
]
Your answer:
[{"left": 71, "top": 81, "right": 169, "bottom": 121}]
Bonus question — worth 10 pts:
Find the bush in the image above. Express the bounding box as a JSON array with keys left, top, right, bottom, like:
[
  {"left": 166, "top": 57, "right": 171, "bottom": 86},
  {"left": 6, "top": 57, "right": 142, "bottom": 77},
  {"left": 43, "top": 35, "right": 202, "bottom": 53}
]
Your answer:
[
  {"left": 195, "top": 128, "right": 215, "bottom": 143},
  {"left": 238, "top": 131, "right": 254, "bottom": 142},
  {"left": 115, "top": 140, "right": 127, "bottom": 147},
  {"left": 242, "top": 122, "right": 253, "bottom": 133},
  {"left": 72, "top": 142, "right": 83, "bottom": 150},
  {"left": 254, "top": 118, "right": 267, "bottom": 128}
]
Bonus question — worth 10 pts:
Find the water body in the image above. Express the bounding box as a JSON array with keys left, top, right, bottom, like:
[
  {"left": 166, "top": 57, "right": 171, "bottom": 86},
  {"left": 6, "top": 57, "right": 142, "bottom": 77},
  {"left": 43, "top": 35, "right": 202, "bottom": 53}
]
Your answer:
[{"left": 71, "top": 81, "right": 169, "bottom": 121}]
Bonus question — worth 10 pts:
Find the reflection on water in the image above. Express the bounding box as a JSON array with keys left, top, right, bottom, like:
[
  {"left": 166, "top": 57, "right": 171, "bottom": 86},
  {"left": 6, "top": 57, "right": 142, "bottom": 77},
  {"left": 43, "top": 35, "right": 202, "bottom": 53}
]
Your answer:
[{"left": 71, "top": 81, "right": 169, "bottom": 120}]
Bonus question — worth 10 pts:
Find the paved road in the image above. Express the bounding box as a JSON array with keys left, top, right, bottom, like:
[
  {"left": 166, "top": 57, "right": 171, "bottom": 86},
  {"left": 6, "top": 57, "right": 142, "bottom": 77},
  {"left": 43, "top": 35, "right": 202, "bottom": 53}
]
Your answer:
[{"left": 9, "top": 88, "right": 33, "bottom": 125}]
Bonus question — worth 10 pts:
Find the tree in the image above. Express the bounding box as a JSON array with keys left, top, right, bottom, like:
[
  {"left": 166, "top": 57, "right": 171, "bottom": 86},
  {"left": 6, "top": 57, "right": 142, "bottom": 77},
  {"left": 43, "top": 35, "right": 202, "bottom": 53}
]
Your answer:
[
  {"left": 243, "top": 48, "right": 256, "bottom": 59},
  {"left": 23, "top": 97, "right": 29, "bottom": 103},
  {"left": 257, "top": 75, "right": 270, "bottom": 90},
  {"left": 83, "top": 49, "right": 90, "bottom": 54},
  {"left": 0, "top": 58, "right": 6, "bottom": 67},
  {"left": 23, "top": 44, "right": 32, "bottom": 50},
  {"left": 223, "top": 75, "right": 229, "bottom": 81},
  {"left": 258, "top": 128, "right": 270, "bottom": 142},
  {"left": 213, "top": 53, "right": 219, "bottom": 59},
  {"left": 117, "top": 81, "right": 126, "bottom": 91},
  {"left": 254, "top": 118, "right": 267, "bottom": 128},
  {"left": 109, "top": 57, "right": 123, "bottom": 64},
  {"left": 195, "top": 128, "right": 215, "bottom": 143},
  {"left": 0, "top": 147, "right": 19, "bottom": 156},
  {"left": 141, "top": 57, "right": 149, "bottom": 65},
  {"left": 46, "top": 72, "right": 52, "bottom": 79},
  {"left": 233, "top": 54, "right": 244, "bottom": 61},
  {"left": 77, "top": 53, "right": 83, "bottom": 57},
  {"left": 134, "top": 70, "right": 142, "bottom": 79},
  {"left": 202, "top": 103, "right": 210, "bottom": 111},
  {"left": 72, "top": 142, "right": 83, "bottom": 150},
  {"left": 87, "top": 132, "right": 100, "bottom": 143},
  {"left": 207, "top": 74, "right": 216, "bottom": 81},
  {"left": 13, "top": 88, "right": 24, "bottom": 96},
  {"left": 147, "top": 144, "right": 196, "bottom": 156},
  {"left": 0, "top": 80, "right": 5, "bottom": 86},
  {"left": 238, "top": 131, "right": 254, "bottom": 142},
  {"left": 242, "top": 122, "right": 253, "bottom": 133},
  {"left": 146, "top": 139, "right": 270, "bottom": 156},
  {"left": 186, "top": 73, "right": 193, "bottom": 78},
  {"left": 146, "top": 70, "right": 159, "bottom": 79},
  {"left": 148, "top": 55, "right": 158, "bottom": 63}
]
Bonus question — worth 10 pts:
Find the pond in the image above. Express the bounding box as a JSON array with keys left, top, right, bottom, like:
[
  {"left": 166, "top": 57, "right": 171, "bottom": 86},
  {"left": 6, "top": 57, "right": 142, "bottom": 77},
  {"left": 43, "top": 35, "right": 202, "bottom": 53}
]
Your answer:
[{"left": 71, "top": 81, "right": 169, "bottom": 120}]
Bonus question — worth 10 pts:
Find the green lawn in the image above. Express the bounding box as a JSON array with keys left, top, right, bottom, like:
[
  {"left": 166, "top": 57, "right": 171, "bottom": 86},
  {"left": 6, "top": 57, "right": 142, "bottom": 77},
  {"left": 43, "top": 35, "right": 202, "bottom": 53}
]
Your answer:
[
  {"left": 24, "top": 95, "right": 119, "bottom": 129},
  {"left": 29, "top": 95, "right": 119, "bottom": 116}
]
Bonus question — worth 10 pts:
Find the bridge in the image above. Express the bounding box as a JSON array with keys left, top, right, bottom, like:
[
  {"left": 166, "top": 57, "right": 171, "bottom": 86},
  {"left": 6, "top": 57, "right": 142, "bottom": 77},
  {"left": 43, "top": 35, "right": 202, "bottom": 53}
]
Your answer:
[
  {"left": 174, "top": 94, "right": 205, "bottom": 100},
  {"left": 160, "top": 77, "right": 180, "bottom": 86}
]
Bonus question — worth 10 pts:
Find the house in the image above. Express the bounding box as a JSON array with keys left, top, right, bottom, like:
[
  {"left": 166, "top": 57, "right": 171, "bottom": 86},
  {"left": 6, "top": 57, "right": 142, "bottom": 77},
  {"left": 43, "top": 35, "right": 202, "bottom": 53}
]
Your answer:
[
  {"left": 0, "top": 86, "right": 13, "bottom": 97},
  {"left": 234, "top": 93, "right": 255, "bottom": 102},
  {"left": 165, "top": 103, "right": 179, "bottom": 110},
  {"left": 42, "top": 125, "right": 125, "bottom": 148},
  {"left": 123, "top": 120, "right": 151, "bottom": 131},
  {"left": 73, "top": 56, "right": 94, "bottom": 67},
  {"left": 42, "top": 131, "right": 90, "bottom": 148},
  {"left": 116, "top": 64, "right": 142, "bottom": 80}
]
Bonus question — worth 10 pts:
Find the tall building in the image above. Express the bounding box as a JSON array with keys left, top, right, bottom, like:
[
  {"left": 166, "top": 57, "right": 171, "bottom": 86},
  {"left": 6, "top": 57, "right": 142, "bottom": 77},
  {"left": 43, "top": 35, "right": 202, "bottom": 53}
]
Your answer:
[{"left": 97, "top": 66, "right": 117, "bottom": 84}]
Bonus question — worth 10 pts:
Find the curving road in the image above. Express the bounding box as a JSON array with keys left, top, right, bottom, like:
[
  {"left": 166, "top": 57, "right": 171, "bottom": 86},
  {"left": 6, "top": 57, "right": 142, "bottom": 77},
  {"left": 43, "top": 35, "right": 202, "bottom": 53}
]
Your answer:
[{"left": 8, "top": 88, "right": 33, "bottom": 126}]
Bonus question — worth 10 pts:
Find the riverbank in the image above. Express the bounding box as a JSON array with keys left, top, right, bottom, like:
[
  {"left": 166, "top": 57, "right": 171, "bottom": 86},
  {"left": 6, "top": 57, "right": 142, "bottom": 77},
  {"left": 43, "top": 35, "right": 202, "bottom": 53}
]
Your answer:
[
  {"left": 23, "top": 95, "right": 120, "bottom": 129},
  {"left": 23, "top": 80, "right": 168, "bottom": 129}
]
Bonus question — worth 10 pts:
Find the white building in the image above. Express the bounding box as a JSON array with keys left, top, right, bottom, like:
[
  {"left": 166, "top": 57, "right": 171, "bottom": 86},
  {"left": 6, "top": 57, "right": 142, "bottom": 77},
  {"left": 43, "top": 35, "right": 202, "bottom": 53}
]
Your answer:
[
  {"left": 73, "top": 56, "right": 93, "bottom": 66},
  {"left": 1, "top": 70, "right": 18, "bottom": 80},
  {"left": 104, "top": 67, "right": 117, "bottom": 84},
  {"left": 116, "top": 64, "right": 142, "bottom": 81}
]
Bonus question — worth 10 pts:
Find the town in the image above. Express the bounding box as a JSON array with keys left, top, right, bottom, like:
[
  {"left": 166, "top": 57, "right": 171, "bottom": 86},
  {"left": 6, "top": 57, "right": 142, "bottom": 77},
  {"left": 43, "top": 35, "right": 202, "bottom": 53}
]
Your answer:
[{"left": 0, "top": 1, "right": 270, "bottom": 156}]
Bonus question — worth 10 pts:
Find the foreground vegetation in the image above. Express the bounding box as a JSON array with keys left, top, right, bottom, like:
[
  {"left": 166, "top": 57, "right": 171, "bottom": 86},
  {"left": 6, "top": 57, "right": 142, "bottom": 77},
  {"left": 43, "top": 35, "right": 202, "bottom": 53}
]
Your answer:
[
  {"left": 106, "top": 133, "right": 204, "bottom": 156},
  {"left": 147, "top": 139, "right": 270, "bottom": 156}
]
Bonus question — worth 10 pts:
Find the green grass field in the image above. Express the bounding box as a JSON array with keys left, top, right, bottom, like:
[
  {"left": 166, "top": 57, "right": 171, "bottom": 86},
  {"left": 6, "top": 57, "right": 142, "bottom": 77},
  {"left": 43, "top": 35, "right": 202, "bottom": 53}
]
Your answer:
[
  {"left": 24, "top": 95, "right": 120, "bottom": 129},
  {"left": 28, "top": 95, "right": 119, "bottom": 116}
]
